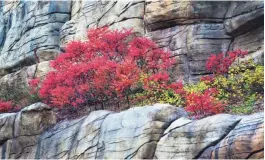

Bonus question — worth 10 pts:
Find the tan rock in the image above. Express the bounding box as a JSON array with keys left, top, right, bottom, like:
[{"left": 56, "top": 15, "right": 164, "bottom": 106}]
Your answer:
[{"left": 145, "top": 1, "right": 229, "bottom": 30}]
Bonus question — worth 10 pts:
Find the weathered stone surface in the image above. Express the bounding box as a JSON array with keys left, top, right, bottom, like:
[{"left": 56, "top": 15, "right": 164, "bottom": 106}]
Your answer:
[
  {"left": 0, "top": 102, "right": 56, "bottom": 159},
  {"left": 0, "top": 1, "right": 264, "bottom": 158},
  {"left": 96, "top": 104, "right": 187, "bottom": 159},
  {"left": 3, "top": 135, "right": 39, "bottom": 159},
  {"left": 0, "top": 61, "right": 51, "bottom": 107},
  {"left": 224, "top": 1, "right": 264, "bottom": 36},
  {"left": 145, "top": 1, "right": 230, "bottom": 31},
  {"left": 0, "top": 1, "right": 263, "bottom": 83},
  {"left": 36, "top": 110, "right": 111, "bottom": 159},
  {"left": 0, "top": 1, "right": 71, "bottom": 74},
  {"left": 0, "top": 113, "right": 16, "bottom": 144},
  {"left": 0, "top": 103, "right": 263, "bottom": 159},
  {"left": 200, "top": 112, "right": 264, "bottom": 159},
  {"left": 154, "top": 114, "right": 241, "bottom": 159},
  {"left": 163, "top": 117, "right": 192, "bottom": 135},
  {"left": 36, "top": 104, "right": 187, "bottom": 159},
  {"left": 147, "top": 23, "right": 231, "bottom": 82},
  {"left": 230, "top": 26, "right": 264, "bottom": 64},
  {"left": 60, "top": 0, "right": 145, "bottom": 48},
  {"left": 145, "top": 1, "right": 263, "bottom": 82},
  {"left": 14, "top": 102, "right": 56, "bottom": 137}
]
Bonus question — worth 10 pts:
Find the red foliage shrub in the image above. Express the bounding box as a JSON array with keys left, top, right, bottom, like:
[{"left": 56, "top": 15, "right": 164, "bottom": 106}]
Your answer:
[
  {"left": 28, "top": 78, "right": 41, "bottom": 94},
  {"left": 206, "top": 49, "right": 248, "bottom": 75},
  {"left": 0, "top": 99, "right": 18, "bottom": 113},
  {"left": 39, "top": 27, "right": 175, "bottom": 108},
  {"left": 200, "top": 75, "right": 215, "bottom": 85},
  {"left": 168, "top": 81, "right": 186, "bottom": 95},
  {"left": 185, "top": 88, "right": 225, "bottom": 119}
]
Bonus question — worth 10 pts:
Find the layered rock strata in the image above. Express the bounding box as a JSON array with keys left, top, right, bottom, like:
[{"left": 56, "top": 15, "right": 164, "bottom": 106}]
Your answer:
[
  {"left": 0, "top": 1, "right": 263, "bottom": 82},
  {"left": 0, "top": 103, "right": 263, "bottom": 159}
]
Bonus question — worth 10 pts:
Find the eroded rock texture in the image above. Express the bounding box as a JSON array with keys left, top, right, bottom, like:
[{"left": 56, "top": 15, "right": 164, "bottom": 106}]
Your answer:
[
  {"left": 0, "top": 1, "right": 71, "bottom": 75},
  {"left": 0, "top": 103, "right": 263, "bottom": 159},
  {"left": 0, "top": 1, "right": 263, "bottom": 82},
  {"left": 0, "top": 103, "right": 56, "bottom": 159},
  {"left": 60, "top": 0, "right": 145, "bottom": 48},
  {"left": 145, "top": 0, "right": 264, "bottom": 82},
  {"left": 0, "top": 61, "right": 50, "bottom": 106}
]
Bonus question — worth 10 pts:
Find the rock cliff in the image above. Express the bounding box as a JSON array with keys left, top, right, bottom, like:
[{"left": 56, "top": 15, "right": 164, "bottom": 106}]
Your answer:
[
  {"left": 0, "top": 1, "right": 263, "bottom": 159},
  {"left": 0, "top": 1, "right": 263, "bottom": 82},
  {"left": 0, "top": 103, "right": 263, "bottom": 159}
]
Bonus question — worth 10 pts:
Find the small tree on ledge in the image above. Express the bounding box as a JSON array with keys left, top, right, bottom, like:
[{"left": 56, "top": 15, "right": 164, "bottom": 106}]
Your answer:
[{"left": 37, "top": 27, "right": 175, "bottom": 109}]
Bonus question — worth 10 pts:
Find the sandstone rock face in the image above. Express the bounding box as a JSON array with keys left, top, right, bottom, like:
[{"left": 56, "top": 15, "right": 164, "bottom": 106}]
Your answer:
[
  {"left": 0, "top": 1, "right": 71, "bottom": 74},
  {"left": 0, "top": 103, "right": 263, "bottom": 159},
  {"left": 0, "top": 1, "right": 263, "bottom": 82}
]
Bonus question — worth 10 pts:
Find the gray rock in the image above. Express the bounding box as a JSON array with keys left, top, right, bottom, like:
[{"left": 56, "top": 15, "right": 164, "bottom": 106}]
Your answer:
[
  {"left": 36, "top": 104, "right": 187, "bottom": 159},
  {"left": 0, "top": 102, "right": 56, "bottom": 159},
  {"left": 0, "top": 0, "right": 263, "bottom": 84},
  {"left": 147, "top": 23, "right": 231, "bottom": 82},
  {"left": 155, "top": 114, "right": 241, "bottom": 159},
  {"left": 14, "top": 102, "right": 56, "bottom": 137},
  {"left": 95, "top": 104, "right": 187, "bottom": 159},
  {"left": 163, "top": 117, "right": 192, "bottom": 135},
  {"left": 36, "top": 110, "right": 112, "bottom": 159},
  {"left": 0, "top": 61, "right": 51, "bottom": 107},
  {"left": 0, "top": 1, "right": 71, "bottom": 74},
  {"left": 0, "top": 103, "right": 263, "bottom": 159},
  {"left": 200, "top": 113, "right": 264, "bottom": 159},
  {"left": 0, "top": 113, "right": 16, "bottom": 143},
  {"left": 224, "top": 1, "right": 264, "bottom": 36},
  {"left": 60, "top": 0, "right": 145, "bottom": 48},
  {"left": 230, "top": 26, "right": 264, "bottom": 65}
]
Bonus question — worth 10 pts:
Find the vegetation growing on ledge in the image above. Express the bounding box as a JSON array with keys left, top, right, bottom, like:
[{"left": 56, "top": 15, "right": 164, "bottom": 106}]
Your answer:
[{"left": 0, "top": 27, "right": 264, "bottom": 119}]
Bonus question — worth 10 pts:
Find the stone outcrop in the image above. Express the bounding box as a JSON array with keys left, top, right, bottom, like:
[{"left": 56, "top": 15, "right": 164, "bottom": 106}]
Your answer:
[
  {"left": 0, "top": 103, "right": 263, "bottom": 159},
  {"left": 0, "top": 1, "right": 71, "bottom": 75},
  {"left": 0, "top": 1, "right": 263, "bottom": 159},
  {"left": 0, "top": 61, "right": 50, "bottom": 106},
  {"left": 145, "top": 0, "right": 263, "bottom": 82},
  {"left": 60, "top": 0, "right": 145, "bottom": 48},
  {"left": 0, "top": 103, "right": 56, "bottom": 159},
  {"left": 0, "top": 1, "right": 263, "bottom": 82}
]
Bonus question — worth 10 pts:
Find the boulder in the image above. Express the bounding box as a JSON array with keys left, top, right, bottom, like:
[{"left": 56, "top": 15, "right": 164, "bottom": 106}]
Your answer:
[
  {"left": 35, "top": 104, "right": 187, "bottom": 159},
  {"left": 154, "top": 114, "right": 241, "bottom": 159},
  {"left": 95, "top": 104, "right": 187, "bottom": 159},
  {"left": 14, "top": 102, "right": 56, "bottom": 137},
  {"left": 200, "top": 113, "right": 264, "bottom": 159},
  {"left": 0, "top": 102, "right": 56, "bottom": 159}
]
